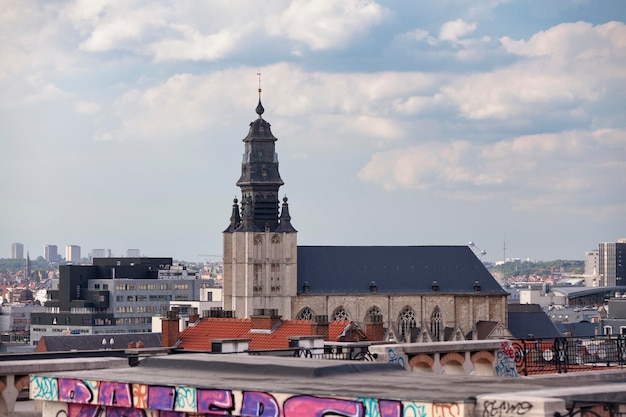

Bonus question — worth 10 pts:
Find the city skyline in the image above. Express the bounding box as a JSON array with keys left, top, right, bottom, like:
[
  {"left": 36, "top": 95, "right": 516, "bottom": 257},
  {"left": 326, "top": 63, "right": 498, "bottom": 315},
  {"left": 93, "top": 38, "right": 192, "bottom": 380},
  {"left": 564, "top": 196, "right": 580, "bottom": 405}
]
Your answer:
[{"left": 1, "top": 1, "right": 625, "bottom": 263}]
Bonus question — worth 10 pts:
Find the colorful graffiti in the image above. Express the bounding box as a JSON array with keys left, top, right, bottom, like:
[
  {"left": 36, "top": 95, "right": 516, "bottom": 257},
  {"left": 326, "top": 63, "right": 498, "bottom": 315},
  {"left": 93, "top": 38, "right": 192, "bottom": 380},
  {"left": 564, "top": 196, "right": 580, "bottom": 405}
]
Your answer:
[
  {"left": 481, "top": 399, "right": 533, "bottom": 417},
  {"left": 387, "top": 348, "right": 407, "bottom": 369},
  {"left": 31, "top": 375, "right": 465, "bottom": 417},
  {"left": 494, "top": 342, "right": 519, "bottom": 378}
]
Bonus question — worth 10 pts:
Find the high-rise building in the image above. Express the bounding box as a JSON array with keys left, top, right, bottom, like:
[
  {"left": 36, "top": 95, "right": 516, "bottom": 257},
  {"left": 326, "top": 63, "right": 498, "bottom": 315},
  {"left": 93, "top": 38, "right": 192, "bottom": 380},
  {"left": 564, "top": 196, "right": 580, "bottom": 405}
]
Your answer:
[
  {"left": 91, "top": 249, "right": 112, "bottom": 259},
  {"left": 44, "top": 245, "right": 58, "bottom": 262},
  {"left": 599, "top": 240, "right": 626, "bottom": 286},
  {"left": 11, "top": 243, "right": 24, "bottom": 259},
  {"left": 65, "top": 245, "right": 81, "bottom": 263},
  {"left": 126, "top": 249, "right": 141, "bottom": 258}
]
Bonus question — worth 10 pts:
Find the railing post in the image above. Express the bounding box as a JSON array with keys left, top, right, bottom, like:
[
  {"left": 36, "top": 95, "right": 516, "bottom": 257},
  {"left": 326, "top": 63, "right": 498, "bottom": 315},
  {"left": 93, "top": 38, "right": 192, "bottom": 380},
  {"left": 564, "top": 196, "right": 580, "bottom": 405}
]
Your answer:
[
  {"left": 554, "top": 337, "right": 568, "bottom": 374},
  {"left": 618, "top": 335, "right": 626, "bottom": 368}
]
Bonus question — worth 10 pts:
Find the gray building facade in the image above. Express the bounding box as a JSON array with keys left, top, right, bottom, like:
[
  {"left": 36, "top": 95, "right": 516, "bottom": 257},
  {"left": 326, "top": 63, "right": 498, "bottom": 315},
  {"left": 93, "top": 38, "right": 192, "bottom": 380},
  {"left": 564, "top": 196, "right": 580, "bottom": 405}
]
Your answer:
[{"left": 30, "top": 257, "right": 201, "bottom": 345}]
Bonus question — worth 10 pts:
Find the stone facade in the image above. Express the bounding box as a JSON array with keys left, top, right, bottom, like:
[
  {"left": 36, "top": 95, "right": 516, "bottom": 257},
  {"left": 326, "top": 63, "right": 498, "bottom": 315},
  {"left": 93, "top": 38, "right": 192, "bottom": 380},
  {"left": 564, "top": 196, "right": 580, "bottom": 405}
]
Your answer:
[
  {"left": 293, "top": 293, "right": 507, "bottom": 342},
  {"left": 223, "top": 229, "right": 297, "bottom": 319}
]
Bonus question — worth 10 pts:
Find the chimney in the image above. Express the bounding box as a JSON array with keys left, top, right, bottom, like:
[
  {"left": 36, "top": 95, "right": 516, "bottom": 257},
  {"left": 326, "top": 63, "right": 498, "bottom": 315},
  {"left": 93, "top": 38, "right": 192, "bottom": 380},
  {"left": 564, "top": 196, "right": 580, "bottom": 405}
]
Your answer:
[
  {"left": 311, "top": 315, "right": 329, "bottom": 340},
  {"left": 365, "top": 315, "right": 384, "bottom": 341},
  {"left": 251, "top": 308, "right": 281, "bottom": 330},
  {"left": 189, "top": 307, "right": 200, "bottom": 324},
  {"left": 161, "top": 310, "right": 180, "bottom": 347}
]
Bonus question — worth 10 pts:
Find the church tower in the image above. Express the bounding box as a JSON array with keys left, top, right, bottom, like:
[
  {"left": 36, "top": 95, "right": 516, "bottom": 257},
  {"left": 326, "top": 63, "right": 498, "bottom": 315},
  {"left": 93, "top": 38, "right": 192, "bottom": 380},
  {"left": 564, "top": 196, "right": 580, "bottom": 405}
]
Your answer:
[{"left": 223, "top": 83, "right": 297, "bottom": 319}]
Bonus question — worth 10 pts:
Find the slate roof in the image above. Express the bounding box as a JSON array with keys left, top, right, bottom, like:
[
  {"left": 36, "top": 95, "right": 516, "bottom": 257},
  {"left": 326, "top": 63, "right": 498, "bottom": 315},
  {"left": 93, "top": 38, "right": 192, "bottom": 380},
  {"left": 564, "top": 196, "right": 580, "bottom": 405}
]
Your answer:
[
  {"left": 35, "top": 333, "right": 162, "bottom": 352},
  {"left": 555, "top": 322, "right": 599, "bottom": 338},
  {"left": 297, "top": 246, "right": 506, "bottom": 295},
  {"left": 177, "top": 318, "right": 357, "bottom": 351},
  {"left": 508, "top": 304, "right": 562, "bottom": 339}
]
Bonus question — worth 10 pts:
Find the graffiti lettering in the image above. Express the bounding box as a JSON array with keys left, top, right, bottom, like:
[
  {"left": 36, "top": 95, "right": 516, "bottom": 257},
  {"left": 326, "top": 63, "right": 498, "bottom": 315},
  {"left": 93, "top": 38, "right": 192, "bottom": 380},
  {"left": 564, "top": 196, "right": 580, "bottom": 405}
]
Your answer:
[
  {"left": 387, "top": 348, "right": 406, "bottom": 369},
  {"left": 99, "top": 382, "right": 132, "bottom": 408},
  {"left": 433, "top": 403, "right": 460, "bottom": 417},
  {"left": 500, "top": 342, "right": 515, "bottom": 360},
  {"left": 147, "top": 386, "right": 176, "bottom": 410},
  {"left": 196, "top": 389, "right": 234, "bottom": 414},
  {"left": 59, "top": 379, "right": 94, "bottom": 404},
  {"left": 31, "top": 375, "right": 59, "bottom": 401},
  {"left": 174, "top": 386, "right": 196, "bottom": 412},
  {"left": 482, "top": 400, "right": 533, "bottom": 417},
  {"left": 404, "top": 403, "right": 428, "bottom": 417},
  {"left": 283, "top": 395, "right": 363, "bottom": 417},
  {"left": 494, "top": 351, "right": 518, "bottom": 378},
  {"left": 241, "top": 391, "right": 280, "bottom": 417}
]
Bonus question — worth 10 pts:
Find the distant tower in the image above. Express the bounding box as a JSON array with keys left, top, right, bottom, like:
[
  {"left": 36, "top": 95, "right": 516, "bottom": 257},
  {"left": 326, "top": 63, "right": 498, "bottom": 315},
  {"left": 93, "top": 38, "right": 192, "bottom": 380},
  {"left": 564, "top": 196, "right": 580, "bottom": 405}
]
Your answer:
[
  {"left": 598, "top": 240, "right": 626, "bottom": 286},
  {"left": 66, "top": 245, "right": 81, "bottom": 263},
  {"left": 126, "top": 249, "right": 141, "bottom": 258},
  {"left": 24, "top": 251, "right": 31, "bottom": 280},
  {"left": 11, "top": 243, "right": 24, "bottom": 259},
  {"left": 44, "top": 245, "right": 58, "bottom": 262},
  {"left": 223, "top": 79, "right": 297, "bottom": 319}
]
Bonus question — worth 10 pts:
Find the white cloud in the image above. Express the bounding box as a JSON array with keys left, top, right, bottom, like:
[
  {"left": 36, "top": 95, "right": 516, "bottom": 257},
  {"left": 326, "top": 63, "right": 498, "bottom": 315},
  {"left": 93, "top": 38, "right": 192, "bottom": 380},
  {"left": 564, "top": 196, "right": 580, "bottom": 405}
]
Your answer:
[
  {"left": 501, "top": 20, "right": 626, "bottom": 60},
  {"left": 74, "top": 101, "right": 101, "bottom": 115},
  {"left": 434, "top": 21, "right": 626, "bottom": 120},
  {"left": 358, "top": 129, "right": 626, "bottom": 212},
  {"left": 439, "top": 19, "right": 477, "bottom": 43},
  {"left": 266, "top": 0, "right": 388, "bottom": 50}
]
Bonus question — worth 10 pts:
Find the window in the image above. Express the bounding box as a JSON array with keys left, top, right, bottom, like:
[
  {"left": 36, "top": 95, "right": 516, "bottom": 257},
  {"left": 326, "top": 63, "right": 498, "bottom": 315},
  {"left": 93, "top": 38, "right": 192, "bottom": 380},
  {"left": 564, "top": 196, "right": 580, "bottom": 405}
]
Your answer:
[
  {"left": 620, "top": 326, "right": 626, "bottom": 335},
  {"left": 365, "top": 306, "right": 382, "bottom": 323},
  {"left": 398, "top": 307, "right": 417, "bottom": 342},
  {"left": 430, "top": 306, "right": 442, "bottom": 341},
  {"left": 333, "top": 306, "right": 349, "bottom": 321},
  {"left": 296, "top": 307, "right": 314, "bottom": 320},
  {"left": 94, "top": 284, "right": 100, "bottom": 290},
  {"left": 604, "top": 326, "right": 613, "bottom": 335}
]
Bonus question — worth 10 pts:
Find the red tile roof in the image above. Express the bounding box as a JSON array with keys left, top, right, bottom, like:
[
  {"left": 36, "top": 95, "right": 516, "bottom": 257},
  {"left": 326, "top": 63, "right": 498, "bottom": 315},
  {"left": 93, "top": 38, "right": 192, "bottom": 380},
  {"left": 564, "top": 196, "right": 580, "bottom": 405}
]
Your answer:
[{"left": 177, "top": 319, "right": 359, "bottom": 351}]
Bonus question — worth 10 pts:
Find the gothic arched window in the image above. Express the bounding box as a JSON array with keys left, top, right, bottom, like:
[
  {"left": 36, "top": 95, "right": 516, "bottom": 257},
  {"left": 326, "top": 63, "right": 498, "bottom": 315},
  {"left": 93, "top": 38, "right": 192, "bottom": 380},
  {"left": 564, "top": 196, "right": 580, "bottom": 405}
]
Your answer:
[
  {"left": 365, "top": 306, "right": 382, "bottom": 323},
  {"left": 430, "top": 306, "right": 442, "bottom": 341},
  {"left": 296, "top": 307, "right": 314, "bottom": 320},
  {"left": 398, "top": 306, "right": 417, "bottom": 342},
  {"left": 333, "top": 306, "right": 350, "bottom": 321}
]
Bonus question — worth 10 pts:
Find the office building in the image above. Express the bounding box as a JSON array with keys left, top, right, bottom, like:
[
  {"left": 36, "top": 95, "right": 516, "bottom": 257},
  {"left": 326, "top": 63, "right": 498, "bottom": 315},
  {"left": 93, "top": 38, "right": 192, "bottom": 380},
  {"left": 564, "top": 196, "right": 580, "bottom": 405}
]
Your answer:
[
  {"left": 65, "top": 245, "right": 81, "bottom": 263},
  {"left": 10, "top": 243, "right": 24, "bottom": 260},
  {"left": 44, "top": 245, "right": 58, "bottom": 262},
  {"left": 126, "top": 249, "right": 141, "bottom": 258},
  {"left": 91, "top": 249, "right": 112, "bottom": 259},
  {"left": 30, "top": 257, "right": 201, "bottom": 345},
  {"left": 599, "top": 239, "right": 626, "bottom": 286}
]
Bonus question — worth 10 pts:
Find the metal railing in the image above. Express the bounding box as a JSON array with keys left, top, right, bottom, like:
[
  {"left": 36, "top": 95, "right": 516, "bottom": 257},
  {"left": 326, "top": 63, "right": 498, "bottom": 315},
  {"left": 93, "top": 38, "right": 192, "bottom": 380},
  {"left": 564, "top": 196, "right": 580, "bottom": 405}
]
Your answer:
[{"left": 512, "top": 335, "right": 626, "bottom": 376}]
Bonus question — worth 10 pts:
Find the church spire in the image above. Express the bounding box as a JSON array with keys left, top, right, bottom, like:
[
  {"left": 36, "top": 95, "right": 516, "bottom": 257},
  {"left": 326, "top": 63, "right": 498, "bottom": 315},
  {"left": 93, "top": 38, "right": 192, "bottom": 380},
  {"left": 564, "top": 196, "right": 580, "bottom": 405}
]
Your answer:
[
  {"left": 223, "top": 198, "right": 242, "bottom": 232},
  {"left": 255, "top": 69, "right": 264, "bottom": 118},
  {"left": 276, "top": 196, "right": 297, "bottom": 232},
  {"left": 228, "top": 79, "right": 286, "bottom": 232}
]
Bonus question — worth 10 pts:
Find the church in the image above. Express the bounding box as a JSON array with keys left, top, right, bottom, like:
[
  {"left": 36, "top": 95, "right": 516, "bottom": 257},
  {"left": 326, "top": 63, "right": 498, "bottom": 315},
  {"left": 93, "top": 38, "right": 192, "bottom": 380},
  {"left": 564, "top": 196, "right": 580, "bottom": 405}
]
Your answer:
[{"left": 222, "top": 89, "right": 510, "bottom": 343}]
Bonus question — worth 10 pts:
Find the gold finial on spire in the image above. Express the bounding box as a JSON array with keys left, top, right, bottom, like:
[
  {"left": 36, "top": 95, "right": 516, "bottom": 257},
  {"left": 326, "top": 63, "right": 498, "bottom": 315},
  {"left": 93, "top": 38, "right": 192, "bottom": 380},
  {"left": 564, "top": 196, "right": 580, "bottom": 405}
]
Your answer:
[{"left": 257, "top": 69, "right": 262, "bottom": 96}]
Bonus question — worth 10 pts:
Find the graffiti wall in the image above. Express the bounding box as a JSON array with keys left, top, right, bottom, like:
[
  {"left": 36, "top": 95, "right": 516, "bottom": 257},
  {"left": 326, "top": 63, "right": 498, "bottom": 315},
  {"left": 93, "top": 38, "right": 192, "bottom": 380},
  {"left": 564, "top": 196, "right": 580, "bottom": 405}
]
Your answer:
[
  {"left": 493, "top": 342, "right": 518, "bottom": 378},
  {"left": 30, "top": 375, "right": 467, "bottom": 417}
]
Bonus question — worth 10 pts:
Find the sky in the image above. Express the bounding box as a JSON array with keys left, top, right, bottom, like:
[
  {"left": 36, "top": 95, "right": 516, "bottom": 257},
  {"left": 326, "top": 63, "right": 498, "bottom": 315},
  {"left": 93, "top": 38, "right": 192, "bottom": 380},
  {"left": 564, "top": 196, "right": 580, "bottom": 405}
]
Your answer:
[{"left": 1, "top": 0, "right": 625, "bottom": 263}]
